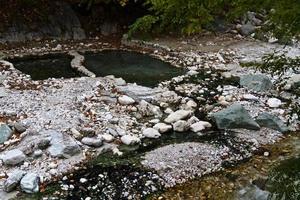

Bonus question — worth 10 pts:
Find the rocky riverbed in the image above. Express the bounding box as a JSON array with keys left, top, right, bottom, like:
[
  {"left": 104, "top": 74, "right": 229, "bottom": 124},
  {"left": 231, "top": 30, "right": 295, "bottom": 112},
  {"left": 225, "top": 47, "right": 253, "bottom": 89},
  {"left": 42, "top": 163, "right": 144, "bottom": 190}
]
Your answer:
[{"left": 0, "top": 35, "right": 300, "bottom": 199}]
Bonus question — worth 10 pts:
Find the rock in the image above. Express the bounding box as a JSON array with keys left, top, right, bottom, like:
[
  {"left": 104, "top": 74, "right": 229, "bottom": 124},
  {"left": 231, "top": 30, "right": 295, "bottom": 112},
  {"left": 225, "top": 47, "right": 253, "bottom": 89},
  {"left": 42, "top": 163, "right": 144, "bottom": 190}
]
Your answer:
[
  {"left": 153, "top": 123, "right": 172, "bottom": 133},
  {"left": 267, "top": 98, "right": 282, "bottom": 108},
  {"left": 190, "top": 121, "right": 212, "bottom": 133},
  {"left": 4, "top": 170, "right": 26, "bottom": 192},
  {"left": 211, "top": 103, "right": 260, "bottom": 130},
  {"left": 33, "top": 149, "right": 43, "bottom": 158},
  {"left": 164, "top": 110, "right": 191, "bottom": 124},
  {"left": 187, "top": 116, "right": 200, "bottom": 125},
  {"left": 173, "top": 120, "right": 189, "bottom": 132},
  {"left": 256, "top": 112, "right": 289, "bottom": 133},
  {"left": 20, "top": 173, "right": 39, "bottom": 193},
  {"left": 284, "top": 74, "right": 300, "bottom": 90},
  {"left": 114, "top": 78, "right": 126, "bottom": 86},
  {"left": 240, "top": 23, "right": 255, "bottom": 36},
  {"left": 0, "top": 149, "right": 26, "bottom": 165},
  {"left": 120, "top": 135, "right": 140, "bottom": 145},
  {"left": 47, "top": 130, "right": 81, "bottom": 158},
  {"left": 13, "top": 122, "right": 26, "bottom": 133},
  {"left": 118, "top": 95, "right": 135, "bottom": 105},
  {"left": 143, "top": 128, "right": 161, "bottom": 139},
  {"left": 138, "top": 100, "right": 162, "bottom": 118},
  {"left": 0, "top": 124, "right": 13, "bottom": 144},
  {"left": 81, "top": 137, "right": 103, "bottom": 147},
  {"left": 0, "top": 87, "right": 7, "bottom": 97},
  {"left": 242, "top": 94, "right": 259, "bottom": 101},
  {"left": 240, "top": 74, "right": 272, "bottom": 92},
  {"left": 101, "top": 134, "right": 114, "bottom": 142}
]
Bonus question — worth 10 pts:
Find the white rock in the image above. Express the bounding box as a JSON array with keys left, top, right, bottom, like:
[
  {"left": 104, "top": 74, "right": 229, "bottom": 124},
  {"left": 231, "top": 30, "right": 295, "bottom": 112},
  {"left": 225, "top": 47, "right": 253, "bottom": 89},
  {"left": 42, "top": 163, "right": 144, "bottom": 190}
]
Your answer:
[
  {"left": 173, "top": 120, "right": 189, "bottom": 132},
  {"left": 164, "top": 108, "right": 173, "bottom": 114},
  {"left": 143, "top": 128, "right": 161, "bottom": 138},
  {"left": 118, "top": 95, "right": 135, "bottom": 105},
  {"left": 164, "top": 110, "right": 191, "bottom": 124},
  {"left": 101, "top": 134, "right": 114, "bottom": 143},
  {"left": 243, "top": 94, "right": 259, "bottom": 101},
  {"left": 80, "top": 178, "right": 88, "bottom": 183},
  {"left": 187, "top": 116, "right": 200, "bottom": 125},
  {"left": 190, "top": 121, "right": 212, "bottom": 132},
  {"left": 121, "top": 135, "right": 140, "bottom": 145},
  {"left": 267, "top": 98, "right": 282, "bottom": 108},
  {"left": 153, "top": 123, "right": 172, "bottom": 133},
  {"left": 186, "top": 100, "right": 197, "bottom": 109}
]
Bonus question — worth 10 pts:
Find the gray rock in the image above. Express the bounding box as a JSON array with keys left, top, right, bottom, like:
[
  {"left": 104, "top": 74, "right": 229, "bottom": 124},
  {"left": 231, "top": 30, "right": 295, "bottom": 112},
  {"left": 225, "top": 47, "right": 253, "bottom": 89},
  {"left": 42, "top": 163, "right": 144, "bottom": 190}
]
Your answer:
[
  {"left": 47, "top": 130, "right": 81, "bottom": 158},
  {"left": 0, "top": 124, "right": 13, "bottom": 144},
  {"left": 256, "top": 112, "right": 289, "bottom": 133},
  {"left": 173, "top": 120, "right": 189, "bottom": 132},
  {"left": 20, "top": 173, "right": 39, "bottom": 193},
  {"left": 0, "top": 149, "right": 26, "bottom": 165},
  {"left": 138, "top": 100, "right": 162, "bottom": 118},
  {"left": 81, "top": 137, "right": 103, "bottom": 147},
  {"left": 33, "top": 149, "right": 43, "bottom": 158},
  {"left": 240, "top": 23, "right": 255, "bottom": 36},
  {"left": 153, "top": 123, "right": 172, "bottom": 133},
  {"left": 142, "top": 128, "right": 161, "bottom": 139},
  {"left": 118, "top": 95, "right": 135, "bottom": 105},
  {"left": 4, "top": 170, "right": 26, "bottom": 192},
  {"left": 211, "top": 103, "right": 260, "bottom": 130},
  {"left": 13, "top": 122, "right": 26, "bottom": 133},
  {"left": 284, "top": 74, "right": 300, "bottom": 90},
  {"left": 240, "top": 74, "right": 272, "bottom": 92},
  {"left": 0, "top": 87, "right": 7, "bottom": 97},
  {"left": 120, "top": 135, "right": 140, "bottom": 145},
  {"left": 164, "top": 110, "right": 191, "bottom": 124}
]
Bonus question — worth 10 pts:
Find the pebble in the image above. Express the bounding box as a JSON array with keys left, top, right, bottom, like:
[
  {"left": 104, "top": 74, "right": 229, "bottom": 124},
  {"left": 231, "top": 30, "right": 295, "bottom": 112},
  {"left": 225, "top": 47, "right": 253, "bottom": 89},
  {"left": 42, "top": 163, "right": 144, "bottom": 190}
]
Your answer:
[{"left": 267, "top": 98, "right": 282, "bottom": 108}]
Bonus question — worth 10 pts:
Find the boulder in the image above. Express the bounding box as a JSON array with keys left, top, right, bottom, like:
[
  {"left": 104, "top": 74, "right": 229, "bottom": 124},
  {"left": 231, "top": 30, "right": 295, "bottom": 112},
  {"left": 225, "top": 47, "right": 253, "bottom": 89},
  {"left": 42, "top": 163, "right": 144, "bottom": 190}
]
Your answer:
[
  {"left": 256, "top": 112, "right": 289, "bottom": 133},
  {"left": 240, "top": 74, "right": 272, "bottom": 92},
  {"left": 0, "top": 124, "right": 13, "bottom": 144},
  {"left": 240, "top": 23, "right": 255, "bottom": 36},
  {"left": 153, "top": 123, "right": 172, "bottom": 133},
  {"left": 13, "top": 122, "right": 27, "bottom": 133},
  {"left": 81, "top": 137, "right": 103, "bottom": 147},
  {"left": 118, "top": 95, "right": 135, "bottom": 105},
  {"left": 164, "top": 110, "right": 191, "bottom": 124},
  {"left": 173, "top": 120, "right": 189, "bottom": 132},
  {"left": 211, "top": 103, "right": 260, "bottom": 130},
  {"left": 47, "top": 130, "right": 81, "bottom": 158},
  {"left": 0, "top": 149, "right": 26, "bottom": 166},
  {"left": 142, "top": 128, "right": 161, "bottom": 139},
  {"left": 20, "top": 173, "right": 40, "bottom": 193},
  {"left": 121, "top": 135, "right": 140, "bottom": 145},
  {"left": 4, "top": 170, "right": 26, "bottom": 192}
]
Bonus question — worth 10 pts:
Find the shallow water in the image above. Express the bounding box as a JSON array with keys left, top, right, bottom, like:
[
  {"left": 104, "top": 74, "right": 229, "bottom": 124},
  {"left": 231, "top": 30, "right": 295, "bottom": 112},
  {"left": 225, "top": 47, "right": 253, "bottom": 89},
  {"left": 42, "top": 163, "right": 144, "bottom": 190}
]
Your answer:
[
  {"left": 84, "top": 50, "right": 184, "bottom": 87},
  {"left": 11, "top": 54, "right": 80, "bottom": 80}
]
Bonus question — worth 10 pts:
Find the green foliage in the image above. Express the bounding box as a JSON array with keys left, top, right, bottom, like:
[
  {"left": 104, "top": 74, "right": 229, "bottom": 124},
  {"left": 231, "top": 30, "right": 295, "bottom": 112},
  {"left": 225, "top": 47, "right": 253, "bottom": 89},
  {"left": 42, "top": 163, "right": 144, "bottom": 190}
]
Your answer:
[
  {"left": 255, "top": 53, "right": 300, "bottom": 78},
  {"left": 129, "top": 0, "right": 300, "bottom": 39}
]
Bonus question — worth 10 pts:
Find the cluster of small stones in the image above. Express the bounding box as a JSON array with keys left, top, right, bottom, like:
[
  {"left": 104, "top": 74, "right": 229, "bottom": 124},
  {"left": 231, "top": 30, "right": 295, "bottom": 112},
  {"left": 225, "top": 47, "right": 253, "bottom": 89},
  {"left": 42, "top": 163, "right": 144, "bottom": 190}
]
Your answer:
[{"left": 0, "top": 36, "right": 300, "bottom": 198}]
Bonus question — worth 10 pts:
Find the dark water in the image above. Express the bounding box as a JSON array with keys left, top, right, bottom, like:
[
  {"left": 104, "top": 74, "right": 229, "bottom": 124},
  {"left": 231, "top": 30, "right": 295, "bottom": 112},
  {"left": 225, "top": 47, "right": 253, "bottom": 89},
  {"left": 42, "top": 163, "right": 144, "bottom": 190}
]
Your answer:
[
  {"left": 84, "top": 50, "right": 184, "bottom": 87},
  {"left": 11, "top": 54, "right": 80, "bottom": 80}
]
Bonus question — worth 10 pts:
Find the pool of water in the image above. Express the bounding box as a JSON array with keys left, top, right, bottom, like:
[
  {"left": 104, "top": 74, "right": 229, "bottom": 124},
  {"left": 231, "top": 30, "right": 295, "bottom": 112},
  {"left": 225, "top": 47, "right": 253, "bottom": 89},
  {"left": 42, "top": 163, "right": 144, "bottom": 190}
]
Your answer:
[
  {"left": 83, "top": 50, "right": 184, "bottom": 87},
  {"left": 11, "top": 54, "right": 80, "bottom": 80}
]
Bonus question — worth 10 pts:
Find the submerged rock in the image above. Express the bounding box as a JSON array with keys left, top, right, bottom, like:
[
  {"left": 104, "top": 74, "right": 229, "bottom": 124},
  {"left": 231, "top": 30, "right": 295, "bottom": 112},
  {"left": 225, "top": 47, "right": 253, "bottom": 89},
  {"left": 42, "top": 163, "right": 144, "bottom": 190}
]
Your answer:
[
  {"left": 211, "top": 103, "right": 260, "bottom": 130},
  {"left": 0, "top": 149, "right": 26, "bottom": 166},
  {"left": 240, "top": 74, "right": 272, "bottom": 92},
  {"left": 4, "top": 170, "right": 26, "bottom": 192},
  {"left": 256, "top": 112, "right": 289, "bottom": 133},
  {"left": 0, "top": 124, "right": 13, "bottom": 144},
  {"left": 164, "top": 110, "right": 191, "bottom": 124},
  {"left": 143, "top": 128, "right": 161, "bottom": 139},
  {"left": 20, "top": 173, "right": 40, "bottom": 193}
]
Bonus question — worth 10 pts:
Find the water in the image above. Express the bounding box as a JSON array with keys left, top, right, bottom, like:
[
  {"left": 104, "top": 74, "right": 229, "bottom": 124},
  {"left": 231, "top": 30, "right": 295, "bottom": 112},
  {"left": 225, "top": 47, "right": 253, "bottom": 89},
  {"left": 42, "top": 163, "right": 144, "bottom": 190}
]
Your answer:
[
  {"left": 11, "top": 54, "right": 80, "bottom": 80},
  {"left": 83, "top": 50, "right": 184, "bottom": 87}
]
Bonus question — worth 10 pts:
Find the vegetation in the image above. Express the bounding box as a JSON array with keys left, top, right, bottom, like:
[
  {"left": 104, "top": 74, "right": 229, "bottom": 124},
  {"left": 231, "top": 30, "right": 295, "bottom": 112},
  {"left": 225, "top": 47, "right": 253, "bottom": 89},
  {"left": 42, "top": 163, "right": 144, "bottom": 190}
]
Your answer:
[{"left": 127, "top": 0, "right": 300, "bottom": 39}]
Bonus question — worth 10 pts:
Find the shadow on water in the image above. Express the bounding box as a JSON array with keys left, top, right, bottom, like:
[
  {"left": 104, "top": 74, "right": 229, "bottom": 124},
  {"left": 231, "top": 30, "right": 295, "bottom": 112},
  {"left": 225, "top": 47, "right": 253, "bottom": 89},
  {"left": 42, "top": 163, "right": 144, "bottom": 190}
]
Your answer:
[
  {"left": 83, "top": 50, "right": 185, "bottom": 87},
  {"left": 10, "top": 54, "right": 81, "bottom": 80}
]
